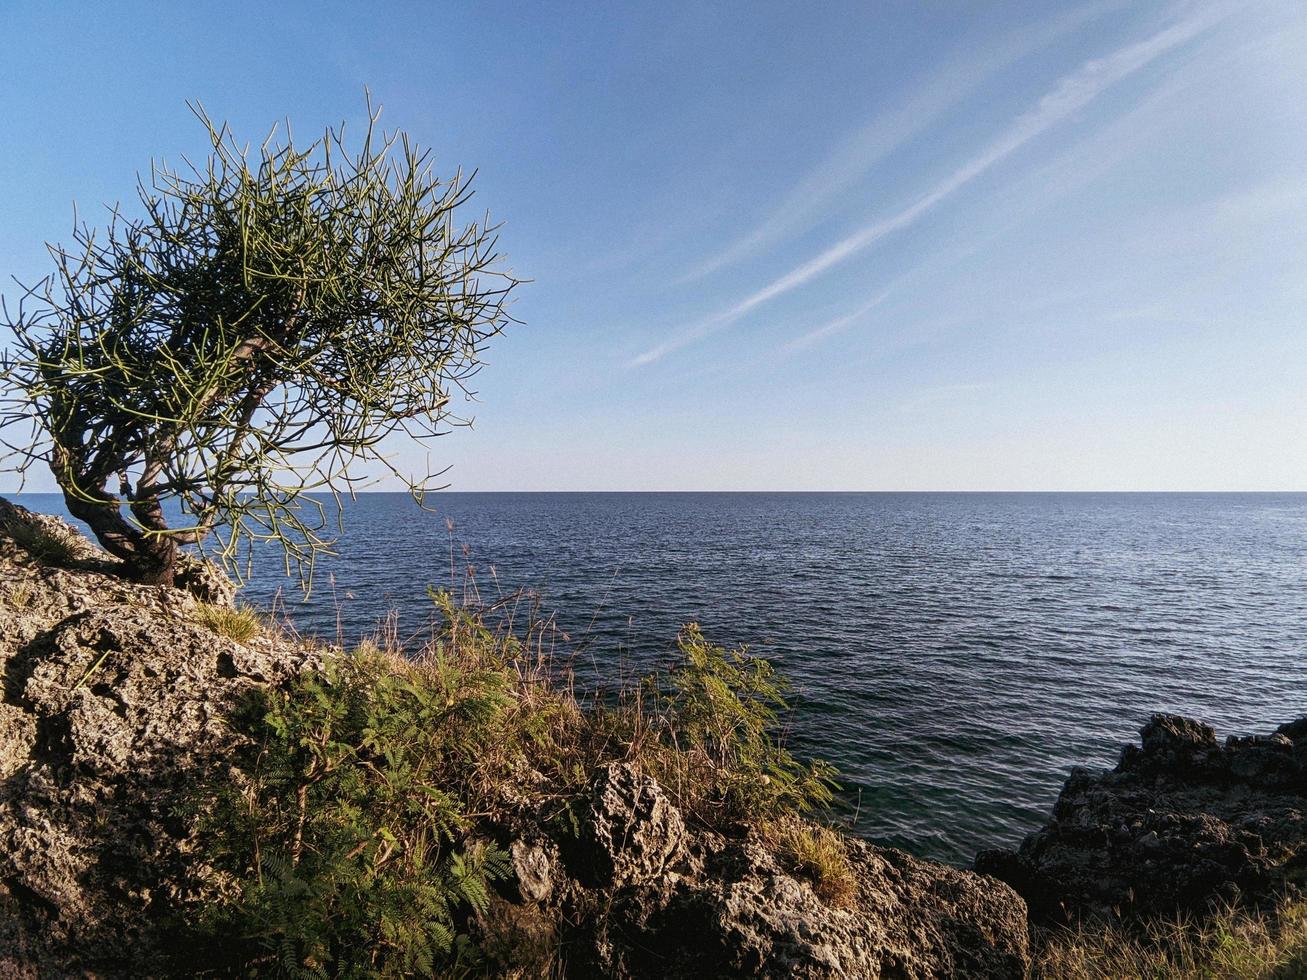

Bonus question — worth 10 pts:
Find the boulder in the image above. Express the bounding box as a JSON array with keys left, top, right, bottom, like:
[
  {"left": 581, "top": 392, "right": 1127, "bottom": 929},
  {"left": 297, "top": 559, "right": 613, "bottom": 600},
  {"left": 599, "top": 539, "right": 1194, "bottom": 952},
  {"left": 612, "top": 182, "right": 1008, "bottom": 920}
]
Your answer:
[
  {"left": 587, "top": 762, "right": 687, "bottom": 886},
  {"left": 976, "top": 712, "right": 1307, "bottom": 924}
]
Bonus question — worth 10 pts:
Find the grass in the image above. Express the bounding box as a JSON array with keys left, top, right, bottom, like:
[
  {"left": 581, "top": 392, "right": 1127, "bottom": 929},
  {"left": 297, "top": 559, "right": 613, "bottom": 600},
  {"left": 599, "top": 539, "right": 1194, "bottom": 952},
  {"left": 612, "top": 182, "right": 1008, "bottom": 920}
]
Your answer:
[
  {"left": 1035, "top": 898, "right": 1307, "bottom": 979},
  {"left": 4, "top": 519, "right": 80, "bottom": 566},
  {"left": 192, "top": 602, "right": 262, "bottom": 642},
  {"left": 769, "top": 817, "right": 858, "bottom": 908}
]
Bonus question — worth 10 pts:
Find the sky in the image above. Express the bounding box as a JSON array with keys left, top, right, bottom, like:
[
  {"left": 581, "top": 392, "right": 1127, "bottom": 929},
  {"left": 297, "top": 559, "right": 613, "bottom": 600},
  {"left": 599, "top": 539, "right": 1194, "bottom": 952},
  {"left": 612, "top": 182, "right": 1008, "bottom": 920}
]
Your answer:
[{"left": 1, "top": 0, "right": 1305, "bottom": 491}]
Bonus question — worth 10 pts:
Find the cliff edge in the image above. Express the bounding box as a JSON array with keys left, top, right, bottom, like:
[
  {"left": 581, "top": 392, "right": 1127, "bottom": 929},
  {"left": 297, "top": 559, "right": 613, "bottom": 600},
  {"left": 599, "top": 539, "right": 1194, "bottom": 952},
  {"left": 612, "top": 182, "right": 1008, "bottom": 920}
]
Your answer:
[
  {"left": 977, "top": 711, "right": 1307, "bottom": 928},
  {"left": 0, "top": 499, "right": 1029, "bottom": 978}
]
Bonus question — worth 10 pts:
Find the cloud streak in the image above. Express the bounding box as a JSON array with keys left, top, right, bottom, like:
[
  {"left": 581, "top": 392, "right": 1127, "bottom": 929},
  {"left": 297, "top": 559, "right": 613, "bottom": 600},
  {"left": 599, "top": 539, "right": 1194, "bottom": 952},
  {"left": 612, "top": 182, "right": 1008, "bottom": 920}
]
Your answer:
[
  {"left": 633, "top": 3, "right": 1230, "bottom": 367},
  {"left": 684, "top": 2, "right": 1119, "bottom": 282},
  {"left": 782, "top": 289, "right": 896, "bottom": 354}
]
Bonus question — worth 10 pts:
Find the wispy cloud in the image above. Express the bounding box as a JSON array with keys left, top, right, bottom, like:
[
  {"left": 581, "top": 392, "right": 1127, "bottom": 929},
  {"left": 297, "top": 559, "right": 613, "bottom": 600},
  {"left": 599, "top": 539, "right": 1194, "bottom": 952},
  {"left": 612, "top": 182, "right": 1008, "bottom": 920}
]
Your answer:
[
  {"left": 896, "top": 382, "right": 993, "bottom": 415},
  {"left": 781, "top": 289, "right": 896, "bottom": 354},
  {"left": 683, "top": 3, "right": 1119, "bottom": 282},
  {"left": 633, "top": 2, "right": 1231, "bottom": 367}
]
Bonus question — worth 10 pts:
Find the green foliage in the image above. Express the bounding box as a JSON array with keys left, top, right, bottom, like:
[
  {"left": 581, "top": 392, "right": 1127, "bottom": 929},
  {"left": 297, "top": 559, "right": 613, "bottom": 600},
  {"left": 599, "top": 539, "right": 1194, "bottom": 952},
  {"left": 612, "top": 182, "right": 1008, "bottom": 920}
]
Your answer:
[
  {"left": 193, "top": 602, "right": 263, "bottom": 643},
  {"left": 0, "top": 97, "right": 517, "bottom": 588},
  {"left": 190, "top": 594, "right": 841, "bottom": 976},
  {"left": 198, "top": 647, "right": 512, "bottom": 977},
  {"left": 651, "top": 624, "right": 838, "bottom": 824}
]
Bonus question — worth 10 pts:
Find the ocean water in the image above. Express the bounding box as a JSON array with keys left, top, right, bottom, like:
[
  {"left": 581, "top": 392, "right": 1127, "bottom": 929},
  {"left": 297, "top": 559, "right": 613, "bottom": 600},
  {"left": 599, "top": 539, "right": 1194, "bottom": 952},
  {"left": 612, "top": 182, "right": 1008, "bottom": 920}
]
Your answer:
[{"left": 20, "top": 491, "right": 1307, "bottom": 866}]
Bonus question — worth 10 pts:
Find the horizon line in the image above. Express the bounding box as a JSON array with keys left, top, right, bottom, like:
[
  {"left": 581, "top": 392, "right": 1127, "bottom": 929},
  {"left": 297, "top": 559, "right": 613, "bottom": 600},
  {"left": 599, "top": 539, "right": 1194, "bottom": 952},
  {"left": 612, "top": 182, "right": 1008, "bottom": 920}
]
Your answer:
[{"left": 8, "top": 489, "right": 1307, "bottom": 496}]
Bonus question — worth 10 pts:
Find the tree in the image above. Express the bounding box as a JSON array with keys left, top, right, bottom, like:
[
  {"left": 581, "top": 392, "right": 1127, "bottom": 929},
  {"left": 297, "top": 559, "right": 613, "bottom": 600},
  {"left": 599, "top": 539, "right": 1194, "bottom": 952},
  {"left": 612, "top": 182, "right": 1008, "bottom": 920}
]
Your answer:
[{"left": 0, "top": 100, "right": 517, "bottom": 589}]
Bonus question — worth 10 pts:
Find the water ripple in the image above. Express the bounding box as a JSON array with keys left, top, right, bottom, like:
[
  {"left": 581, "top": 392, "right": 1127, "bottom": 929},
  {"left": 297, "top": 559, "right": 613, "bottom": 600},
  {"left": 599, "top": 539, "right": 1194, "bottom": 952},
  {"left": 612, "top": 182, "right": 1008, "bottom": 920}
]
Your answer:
[{"left": 22, "top": 491, "right": 1307, "bottom": 867}]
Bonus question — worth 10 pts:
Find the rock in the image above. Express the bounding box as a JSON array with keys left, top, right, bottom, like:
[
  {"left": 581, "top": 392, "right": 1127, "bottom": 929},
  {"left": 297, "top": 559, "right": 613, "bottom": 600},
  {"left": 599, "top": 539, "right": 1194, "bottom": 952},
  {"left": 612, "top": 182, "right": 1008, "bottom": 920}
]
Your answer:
[
  {"left": 510, "top": 839, "right": 558, "bottom": 903},
  {"left": 0, "top": 499, "right": 313, "bottom": 975},
  {"left": 173, "top": 554, "right": 238, "bottom": 607},
  {"left": 553, "top": 764, "right": 1029, "bottom": 978},
  {"left": 976, "top": 712, "right": 1307, "bottom": 924},
  {"left": 587, "top": 762, "right": 687, "bottom": 886}
]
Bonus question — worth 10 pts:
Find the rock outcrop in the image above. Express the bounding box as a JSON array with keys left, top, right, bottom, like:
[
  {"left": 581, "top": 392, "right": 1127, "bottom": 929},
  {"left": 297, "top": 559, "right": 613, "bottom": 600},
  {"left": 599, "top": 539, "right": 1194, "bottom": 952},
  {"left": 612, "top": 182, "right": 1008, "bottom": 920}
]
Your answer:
[
  {"left": 528, "top": 762, "right": 1029, "bottom": 978},
  {"left": 0, "top": 498, "right": 1031, "bottom": 977},
  {"left": 976, "top": 712, "right": 1307, "bottom": 925},
  {"left": 0, "top": 498, "right": 313, "bottom": 976}
]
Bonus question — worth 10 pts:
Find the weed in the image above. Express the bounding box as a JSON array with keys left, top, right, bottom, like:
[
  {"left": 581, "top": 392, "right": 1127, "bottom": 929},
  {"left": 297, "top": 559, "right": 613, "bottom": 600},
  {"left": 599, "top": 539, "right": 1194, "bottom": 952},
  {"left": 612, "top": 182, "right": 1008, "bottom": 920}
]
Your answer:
[
  {"left": 196, "top": 645, "right": 514, "bottom": 976},
  {"left": 646, "top": 623, "right": 839, "bottom": 826},
  {"left": 193, "top": 602, "right": 262, "bottom": 643},
  {"left": 770, "top": 818, "right": 858, "bottom": 908},
  {"left": 189, "top": 594, "right": 841, "bottom": 976},
  {"left": 5, "top": 519, "right": 79, "bottom": 566},
  {"left": 1035, "top": 897, "right": 1307, "bottom": 979}
]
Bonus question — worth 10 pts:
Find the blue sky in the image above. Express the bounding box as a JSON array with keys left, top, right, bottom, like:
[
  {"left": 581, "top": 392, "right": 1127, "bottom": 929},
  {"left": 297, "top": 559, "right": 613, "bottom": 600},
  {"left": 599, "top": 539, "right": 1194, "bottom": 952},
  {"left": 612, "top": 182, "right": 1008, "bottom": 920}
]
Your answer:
[{"left": 2, "top": 1, "right": 1305, "bottom": 490}]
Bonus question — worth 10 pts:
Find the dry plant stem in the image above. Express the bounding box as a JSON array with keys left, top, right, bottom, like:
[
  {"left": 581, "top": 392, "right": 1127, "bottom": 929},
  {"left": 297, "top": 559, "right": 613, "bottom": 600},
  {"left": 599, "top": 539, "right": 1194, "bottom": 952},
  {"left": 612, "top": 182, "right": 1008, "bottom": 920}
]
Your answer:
[{"left": 291, "top": 782, "right": 309, "bottom": 867}]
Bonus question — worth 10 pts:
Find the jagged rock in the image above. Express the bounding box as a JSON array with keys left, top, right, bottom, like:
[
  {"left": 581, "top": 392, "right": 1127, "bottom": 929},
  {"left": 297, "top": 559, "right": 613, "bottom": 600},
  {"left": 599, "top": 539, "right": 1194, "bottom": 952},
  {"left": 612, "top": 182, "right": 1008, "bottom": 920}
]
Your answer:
[
  {"left": 587, "top": 762, "right": 687, "bottom": 886},
  {"left": 510, "top": 838, "right": 558, "bottom": 903},
  {"left": 976, "top": 712, "right": 1307, "bottom": 924},
  {"left": 572, "top": 820, "right": 1029, "bottom": 979}
]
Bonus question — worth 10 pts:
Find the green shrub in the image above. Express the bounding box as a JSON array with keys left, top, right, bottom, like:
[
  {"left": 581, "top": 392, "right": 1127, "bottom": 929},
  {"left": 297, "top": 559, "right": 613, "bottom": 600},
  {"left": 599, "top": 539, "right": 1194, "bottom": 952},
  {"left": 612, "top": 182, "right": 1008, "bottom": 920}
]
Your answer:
[
  {"left": 196, "top": 647, "right": 512, "bottom": 977},
  {"left": 189, "top": 597, "right": 840, "bottom": 976},
  {"left": 650, "top": 623, "right": 838, "bottom": 825}
]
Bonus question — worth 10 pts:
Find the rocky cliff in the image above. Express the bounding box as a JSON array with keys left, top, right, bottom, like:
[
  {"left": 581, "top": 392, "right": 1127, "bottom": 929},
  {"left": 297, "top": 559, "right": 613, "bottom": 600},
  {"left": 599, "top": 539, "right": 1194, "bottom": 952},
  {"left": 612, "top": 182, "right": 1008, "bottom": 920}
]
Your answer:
[
  {"left": 5, "top": 496, "right": 1301, "bottom": 978},
  {"left": 0, "top": 499, "right": 1030, "bottom": 978},
  {"left": 977, "top": 713, "right": 1307, "bottom": 926}
]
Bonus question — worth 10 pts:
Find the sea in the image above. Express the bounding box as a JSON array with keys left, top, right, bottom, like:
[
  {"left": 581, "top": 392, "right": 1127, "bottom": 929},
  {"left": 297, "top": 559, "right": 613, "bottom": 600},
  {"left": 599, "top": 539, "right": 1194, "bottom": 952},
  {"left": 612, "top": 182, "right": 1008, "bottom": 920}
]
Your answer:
[{"left": 19, "top": 491, "right": 1307, "bottom": 867}]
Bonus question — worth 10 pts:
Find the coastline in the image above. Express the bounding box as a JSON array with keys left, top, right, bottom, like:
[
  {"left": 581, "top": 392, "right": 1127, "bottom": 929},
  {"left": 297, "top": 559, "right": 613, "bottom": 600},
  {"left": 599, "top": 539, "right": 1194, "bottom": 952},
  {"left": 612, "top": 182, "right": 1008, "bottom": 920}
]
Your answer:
[{"left": 0, "top": 498, "right": 1304, "bottom": 977}]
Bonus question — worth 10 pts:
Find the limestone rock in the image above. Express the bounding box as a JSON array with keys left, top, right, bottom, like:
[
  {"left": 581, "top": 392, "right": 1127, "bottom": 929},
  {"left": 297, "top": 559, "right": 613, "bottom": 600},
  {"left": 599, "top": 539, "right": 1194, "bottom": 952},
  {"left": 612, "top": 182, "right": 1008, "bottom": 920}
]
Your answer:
[
  {"left": 566, "top": 772, "right": 1030, "bottom": 978},
  {"left": 0, "top": 499, "right": 312, "bottom": 975},
  {"left": 174, "top": 553, "right": 238, "bottom": 607},
  {"left": 587, "top": 762, "right": 687, "bottom": 886},
  {"left": 510, "top": 838, "right": 558, "bottom": 903},
  {"left": 976, "top": 712, "right": 1307, "bottom": 924}
]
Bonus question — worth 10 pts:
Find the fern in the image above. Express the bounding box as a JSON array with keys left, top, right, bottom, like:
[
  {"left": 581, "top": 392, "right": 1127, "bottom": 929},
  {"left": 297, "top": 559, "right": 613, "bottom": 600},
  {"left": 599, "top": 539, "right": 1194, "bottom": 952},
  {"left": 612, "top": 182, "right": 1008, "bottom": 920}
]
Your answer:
[{"left": 195, "top": 645, "right": 514, "bottom": 977}]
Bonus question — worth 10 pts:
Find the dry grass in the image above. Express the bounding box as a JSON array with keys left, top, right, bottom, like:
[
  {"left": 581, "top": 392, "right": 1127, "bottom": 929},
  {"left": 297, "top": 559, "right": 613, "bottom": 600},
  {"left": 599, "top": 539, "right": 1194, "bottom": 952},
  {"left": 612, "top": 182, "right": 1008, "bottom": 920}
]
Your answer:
[
  {"left": 192, "top": 602, "right": 262, "bottom": 643},
  {"left": 5, "top": 519, "right": 80, "bottom": 566},
  {"left": 1035, "top": 898, "right": 1307, "bottom": 979},
  {"left": 4, "top": 581, "right": 34, "bottom": 609},
  {"left": 768, "top": 818, "right": 858, "bottom": 908}
]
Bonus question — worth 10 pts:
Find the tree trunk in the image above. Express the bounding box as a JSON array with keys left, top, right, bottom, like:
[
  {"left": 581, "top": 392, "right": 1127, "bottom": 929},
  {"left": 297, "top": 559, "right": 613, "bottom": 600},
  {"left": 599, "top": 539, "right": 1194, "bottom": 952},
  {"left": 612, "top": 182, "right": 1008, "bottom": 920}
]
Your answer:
[
  {"left": 125, "top": 536, "right": 179, "bottom": 586},
  {"left": 62, "top": 491, "right": 179, "bottom": 586}
]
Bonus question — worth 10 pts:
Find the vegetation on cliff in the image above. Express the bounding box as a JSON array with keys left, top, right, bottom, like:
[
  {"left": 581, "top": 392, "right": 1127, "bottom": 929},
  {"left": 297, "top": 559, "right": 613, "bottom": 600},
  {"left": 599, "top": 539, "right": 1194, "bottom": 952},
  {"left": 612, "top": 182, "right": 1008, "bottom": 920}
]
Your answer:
[
  {"left": 0, "top": 499, "right": 1034, "bottom": 978},
  {"left": 192, "top": 595, "right": 841, "bottom": 975}
]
